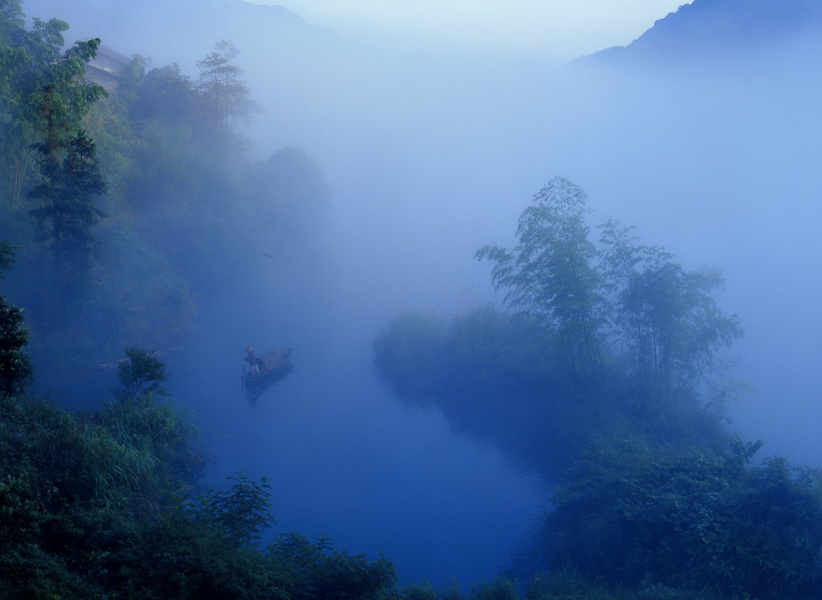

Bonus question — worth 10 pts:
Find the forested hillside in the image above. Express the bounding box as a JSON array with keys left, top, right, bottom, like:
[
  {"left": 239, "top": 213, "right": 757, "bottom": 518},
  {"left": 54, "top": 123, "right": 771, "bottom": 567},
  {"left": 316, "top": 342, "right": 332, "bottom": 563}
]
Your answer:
[
  {"left": 0, "top": 4, "right": 390, "bottom": 597},
  {"left": 0, "top": 1, "right": 329, "bottom": 384}
]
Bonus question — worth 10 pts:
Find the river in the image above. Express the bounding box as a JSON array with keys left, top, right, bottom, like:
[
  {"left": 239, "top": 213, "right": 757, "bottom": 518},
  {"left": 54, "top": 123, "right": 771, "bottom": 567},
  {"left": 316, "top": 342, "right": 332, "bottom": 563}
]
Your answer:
[{"left": 156, "top": 282, "right": 548, "bottom": 587}]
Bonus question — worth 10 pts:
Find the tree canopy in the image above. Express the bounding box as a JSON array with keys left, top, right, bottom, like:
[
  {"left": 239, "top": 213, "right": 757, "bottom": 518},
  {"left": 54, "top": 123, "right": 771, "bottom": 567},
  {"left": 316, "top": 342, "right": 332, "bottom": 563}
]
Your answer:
[
  {"left": 0, "top": 242, "right": 31, "bottom": 397},
  {"left": 369, "top": 180, "right": 821, "bottom": 599},
  {"left": 599, "top": 218, "right": 743, "bottom": 401},
  {"left": 477, "top": 178, "right": 605, "bottom": 387},
  {"left": 0, "top": 4, "right": 329, "bottom": 378},
  {"left": 476, "top": 177, "right": 742, "bottom": 403}
]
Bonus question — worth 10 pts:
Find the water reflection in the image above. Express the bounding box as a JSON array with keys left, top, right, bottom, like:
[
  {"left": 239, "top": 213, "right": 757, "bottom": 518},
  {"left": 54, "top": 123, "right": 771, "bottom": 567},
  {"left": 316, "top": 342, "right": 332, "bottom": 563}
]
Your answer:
[
  {"left": 244, "top": 362, "right": 295, "bottom": 403},
  {"left": 167, "top": 326, "right": 546, "bottom": 588}
]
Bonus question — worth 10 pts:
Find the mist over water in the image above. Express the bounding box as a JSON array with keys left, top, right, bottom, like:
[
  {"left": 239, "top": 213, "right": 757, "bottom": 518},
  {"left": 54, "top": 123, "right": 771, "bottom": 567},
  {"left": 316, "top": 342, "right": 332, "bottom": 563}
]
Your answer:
[
  {"left": 156, "top": 275, "right": 547, "bottom": 586},
  {"left": 280, "top": 52, "right": 822, "bottom": 468},
  {"left": 21, "top": 0, "right": 822, "bottom": 586}
]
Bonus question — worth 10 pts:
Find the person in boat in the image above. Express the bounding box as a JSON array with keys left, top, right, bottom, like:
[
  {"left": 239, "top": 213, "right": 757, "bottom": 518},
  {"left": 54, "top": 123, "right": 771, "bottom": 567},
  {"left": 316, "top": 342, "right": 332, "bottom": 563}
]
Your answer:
[{"left": 245, "top": 347, "right": 260, "bottom": 374}]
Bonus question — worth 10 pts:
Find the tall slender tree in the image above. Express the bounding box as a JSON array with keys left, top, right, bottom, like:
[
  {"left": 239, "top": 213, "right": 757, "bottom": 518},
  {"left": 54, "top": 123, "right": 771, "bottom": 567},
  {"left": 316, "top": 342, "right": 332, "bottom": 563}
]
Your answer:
[
  {"left": 28, "top": 129, "right": 106, "bottom": 263},
  {"left": 196, "top": 40, "right": 254, "bottom": 127},
  {"left": 18, "top": 24, "right": 107, "bottom": 265},
  {"left": 599, "top": 218, "right": 743, "bottom": 401},
  {"left": 476, "top": 177, "right": 605, "bottom": 387}
]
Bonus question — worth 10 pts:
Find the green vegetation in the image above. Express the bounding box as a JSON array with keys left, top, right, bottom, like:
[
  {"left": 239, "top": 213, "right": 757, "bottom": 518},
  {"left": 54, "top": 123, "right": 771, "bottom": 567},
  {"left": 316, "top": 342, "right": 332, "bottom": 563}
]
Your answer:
[
  {"left": 0, "top": 380, "right": 398, "bottom": 599},
  {"left": 0, "top": 242, "right": 31, "bottom": 396},
  {"left": 545, "top": 437, "right": 822, "bottom": 598},
  {"left": 196, "top": 39, "right": 257, "bottom": 128},
  {"left": 474, "top": 177, "right": 742, "bottom": 404},
  {"left": 0, "top": 0, "right": 330, "bottom": 379},
  {"left": 0, "top": 5, "right": 522, "bottom": 598},
  {"left": 476, "top": 178, "right": 605, "bottom": 389},
  {"left": 0, "top": 259, "right": 396, "bottom": 597},
  {"left": 0, "top": 5, "right": 403, "bottom": 597},
  {"left": 375, "top": 179, "right": 822, "bottom": 599},
  {"left": 2, "top": 1, "right": 819, "bottom": 597},
  {"left": 0, "top": 267, "right": 624, "bottom": 599},
  {"left": 598, "top": 217, "right": 743, "bottom": 402}
]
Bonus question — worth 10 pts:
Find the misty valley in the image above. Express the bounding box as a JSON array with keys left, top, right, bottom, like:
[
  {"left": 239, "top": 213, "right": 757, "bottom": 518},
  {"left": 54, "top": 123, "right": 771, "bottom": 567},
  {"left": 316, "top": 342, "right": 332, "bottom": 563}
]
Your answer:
[{"left": 2, "top": 0, "right": 822, "bottom": 598}]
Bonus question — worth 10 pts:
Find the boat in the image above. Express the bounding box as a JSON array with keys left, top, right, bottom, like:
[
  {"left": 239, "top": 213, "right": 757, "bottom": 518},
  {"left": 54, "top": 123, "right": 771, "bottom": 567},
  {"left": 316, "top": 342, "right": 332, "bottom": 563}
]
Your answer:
[{"left": 244, "top": 348, "right": 293, "bottom": 386}]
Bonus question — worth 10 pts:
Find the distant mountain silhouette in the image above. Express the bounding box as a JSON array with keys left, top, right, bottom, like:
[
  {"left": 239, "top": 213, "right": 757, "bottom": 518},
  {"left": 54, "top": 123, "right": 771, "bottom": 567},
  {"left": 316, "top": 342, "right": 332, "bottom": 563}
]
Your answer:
[
  {"left": 580, "top": 0, "right": 822, "bottom": 67},
  {"left": 21, "top": 0, "right": 344, "bottom": 69}
]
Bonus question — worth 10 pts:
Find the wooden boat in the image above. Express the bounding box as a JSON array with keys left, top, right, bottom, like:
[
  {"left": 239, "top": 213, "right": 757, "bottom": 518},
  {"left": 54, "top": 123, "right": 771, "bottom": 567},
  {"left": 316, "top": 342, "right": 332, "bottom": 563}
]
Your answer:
[{"left": 244, "top": 348, "right": 292, "bottom": 385}]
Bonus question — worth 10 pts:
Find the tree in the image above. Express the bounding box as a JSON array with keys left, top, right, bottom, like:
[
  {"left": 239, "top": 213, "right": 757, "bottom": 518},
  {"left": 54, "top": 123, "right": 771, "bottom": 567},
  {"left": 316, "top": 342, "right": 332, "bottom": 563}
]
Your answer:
[
  {"left": 25, "top": 34, "right": 107, "bottom": 261},
  {"left": 127, "top": 62, "right": 199, "bottom": 127},
  {"left": 599, "top": 219, "right": 743, "bottom": 401},
  {"left": 199, "top": 473, "right": 276, "bottom": 548},
  {"left": 0, "top": 3, "right": 38, "bottom": 207},
  {"left": 267, "top": 533, "right": 398, "bottom": 600},
  {"left": 0, "top": 294, "right": 30, "bottom": 398},
  {"left": 0, "top": 14, "right": 108, "bottom": 263},
  {"left": 22, "top": 25, "right": 105, "bottom": 132},
  {"left": 249, "top": 146, "right": 331, "bottom": 243},
  {"left": 543, "top": 435, "right": 822, "bottom": 598},
  {"left": 476, "top": 177, "right": 605, "bottom": 387},
  {"left": 0, "top": 241, "right": 31, "bottom": 396},
  {"left": 196, "top": 40, "right": 255, "bottom": 127},
  {"left": 115, "top": 346, "right": 168, "bottom": 400},
  {"left": 0, "top": 0, "right": 24, "bottom": 46},
  {"left": 28, "top": 129, "right": 106, "bottom": 263}
]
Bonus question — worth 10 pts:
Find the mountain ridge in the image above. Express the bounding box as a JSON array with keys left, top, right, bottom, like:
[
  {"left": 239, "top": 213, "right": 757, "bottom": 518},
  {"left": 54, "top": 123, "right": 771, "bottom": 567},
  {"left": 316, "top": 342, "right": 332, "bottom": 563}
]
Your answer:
[
  {"left": 21, "top": 0, "right": 341, "bottom": 70},
  {"left": 580, "top": 0, "right": 822, "bottom": 66}
]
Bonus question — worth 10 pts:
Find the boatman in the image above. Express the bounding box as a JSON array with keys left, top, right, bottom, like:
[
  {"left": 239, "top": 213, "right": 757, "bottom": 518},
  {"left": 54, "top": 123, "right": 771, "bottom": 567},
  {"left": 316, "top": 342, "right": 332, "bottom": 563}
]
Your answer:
[{"left": 245, "top": 347, "right": 259, "bottom": 374}]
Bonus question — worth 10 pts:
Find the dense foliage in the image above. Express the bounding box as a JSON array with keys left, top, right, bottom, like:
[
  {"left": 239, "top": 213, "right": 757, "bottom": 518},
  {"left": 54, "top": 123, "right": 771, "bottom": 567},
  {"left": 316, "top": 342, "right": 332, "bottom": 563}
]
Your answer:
[
  {"left": 376, "top": 179, "right": 741, "bottom": 476},
  {"left": 0, "top": 387, "right": 399, "bottom": 599},
  {"left": 0, "top": 0, "right": 330, "bottom": 382},
  {"left": 545, "top": 436, "right": 822, "bottom": 598},
  {"left": 0, "top": 306, "right": 638, "bottom": 599},
  {"left": 2, "top": 1, "right": 820, "bottom": 598},
  {"left": 475, "top": 178, "right": 742, "bottom": 404},
  {"left": 476, "top": 179, "right": 605, "bottom": 389},
  {"left": 374, "top": 180, "right": 822, "bottom": 599},
  {"left": 0, "top": 242, "right": 31, "bottom": 396},
  {"left": 0, "top": 5, "right": 530, "bottom": 598},
  {"left": 0, "top": 326, "right": 397, "bottom": 598}
]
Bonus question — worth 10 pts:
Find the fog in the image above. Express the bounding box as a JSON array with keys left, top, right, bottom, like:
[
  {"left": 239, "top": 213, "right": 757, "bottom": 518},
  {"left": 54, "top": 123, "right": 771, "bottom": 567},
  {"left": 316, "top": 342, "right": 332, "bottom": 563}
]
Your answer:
[
  {"left": 267, "top": 0, "right": 685, "bottom": 61},
  {"left": 22, "top": 0, "right": 822, "bottom": 587}
]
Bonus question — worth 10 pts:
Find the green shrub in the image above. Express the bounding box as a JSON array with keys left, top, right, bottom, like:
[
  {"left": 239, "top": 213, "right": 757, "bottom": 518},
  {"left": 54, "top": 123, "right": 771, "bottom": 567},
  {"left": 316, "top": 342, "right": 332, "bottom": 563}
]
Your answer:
[{"left": 542, "top": 435, "right": 822, "bottom": 599}]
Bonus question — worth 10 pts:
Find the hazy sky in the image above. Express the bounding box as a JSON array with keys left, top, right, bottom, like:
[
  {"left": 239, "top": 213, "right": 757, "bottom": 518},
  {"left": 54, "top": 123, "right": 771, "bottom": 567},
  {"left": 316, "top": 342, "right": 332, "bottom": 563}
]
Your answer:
[{"left": 246, "top": 0, "right": 686, "bottom": 59}]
